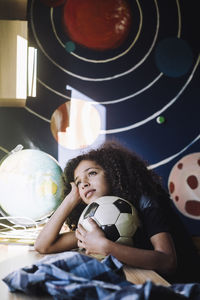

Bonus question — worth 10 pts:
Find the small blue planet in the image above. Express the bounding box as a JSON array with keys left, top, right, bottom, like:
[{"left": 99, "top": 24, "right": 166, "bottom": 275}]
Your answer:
[
  {"left": 155, "top": 37, "right": 194, "bottom": 77},
  {"left": 65, "top": 41, "right": 76, "bottom": 53}
]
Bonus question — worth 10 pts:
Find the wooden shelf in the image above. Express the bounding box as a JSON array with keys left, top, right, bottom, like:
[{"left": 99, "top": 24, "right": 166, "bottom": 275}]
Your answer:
[
  {"left": 0, "top": 20, "right": 28, "bottom": 107},
  {"left": 0, "top": 0, "right": 27, "bottom": 20}
]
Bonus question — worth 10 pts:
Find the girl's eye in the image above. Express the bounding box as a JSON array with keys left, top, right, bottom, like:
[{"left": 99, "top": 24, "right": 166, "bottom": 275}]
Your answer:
[{"left": 88, "top": 171, "right": 97, "bottom": 176}]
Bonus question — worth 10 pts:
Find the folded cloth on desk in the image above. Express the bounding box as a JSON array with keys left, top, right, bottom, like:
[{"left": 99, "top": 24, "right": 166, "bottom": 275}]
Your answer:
[
  {"left": 2, "top": 251, "right": 200, "bottom": 300},
  {"left": 2, "top": 251, "right": 131, "bottom": 299}
]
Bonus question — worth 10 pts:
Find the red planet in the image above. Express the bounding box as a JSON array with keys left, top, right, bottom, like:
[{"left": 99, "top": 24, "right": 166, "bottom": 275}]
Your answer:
[{"left": 63, "top": 0, "right": 132, "bottom": 50}]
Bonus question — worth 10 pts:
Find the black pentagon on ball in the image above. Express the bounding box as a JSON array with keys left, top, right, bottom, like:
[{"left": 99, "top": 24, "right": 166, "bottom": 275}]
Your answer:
[
  {"left": 83, "top": 202, "right": 99, "bottom": 219},
  {"left": 101, "top": 224, "right": 120, "bottom": 242},
  {"left": 113, "top": 199, "right": 132, "bottom": 214}
]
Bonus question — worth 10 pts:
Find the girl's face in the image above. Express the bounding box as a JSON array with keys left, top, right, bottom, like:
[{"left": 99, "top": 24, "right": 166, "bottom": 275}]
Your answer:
[{"left": 74, "top": 160, "right": 110, "bottom": 205}]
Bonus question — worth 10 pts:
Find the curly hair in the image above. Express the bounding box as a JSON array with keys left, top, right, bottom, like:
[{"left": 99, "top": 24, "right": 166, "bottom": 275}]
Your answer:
[{"left": 63, "top": 141, "right": 169, "bottom": 229}]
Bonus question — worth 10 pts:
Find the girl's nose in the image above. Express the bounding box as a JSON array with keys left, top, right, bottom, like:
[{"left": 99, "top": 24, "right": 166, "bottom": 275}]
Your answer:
[{"left": 81, "top": 181, "right": 89, "bottom": 189}]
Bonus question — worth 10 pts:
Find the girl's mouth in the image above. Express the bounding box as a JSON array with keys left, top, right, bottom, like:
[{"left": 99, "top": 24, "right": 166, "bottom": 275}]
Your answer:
[{"left": 85, "top": 190, "right": 95, "bottom": 199}]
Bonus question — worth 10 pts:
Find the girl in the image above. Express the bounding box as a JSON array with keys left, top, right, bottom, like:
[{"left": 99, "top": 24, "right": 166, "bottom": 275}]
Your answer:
[{"left": 34, "top": 141, "right": 200, "bottom": 284}]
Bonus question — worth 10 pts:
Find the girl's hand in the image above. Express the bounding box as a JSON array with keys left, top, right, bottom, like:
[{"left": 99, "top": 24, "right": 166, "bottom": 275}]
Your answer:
[
  {"left": 75, "top": 218, "right": 107, "bottom": 255},
  {"left": 66, "top": 182, "right": 81, "bottom": 205}
]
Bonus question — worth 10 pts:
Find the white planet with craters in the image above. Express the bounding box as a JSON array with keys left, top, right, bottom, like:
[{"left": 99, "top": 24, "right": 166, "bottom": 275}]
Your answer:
[{"left": 168, "top": 153, "right": 200, "bottom": 219}]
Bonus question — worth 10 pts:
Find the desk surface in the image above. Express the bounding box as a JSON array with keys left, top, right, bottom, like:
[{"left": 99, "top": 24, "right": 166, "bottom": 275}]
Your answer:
[{"left": 0, "top": 246, "right": 170, "bottom": 299}]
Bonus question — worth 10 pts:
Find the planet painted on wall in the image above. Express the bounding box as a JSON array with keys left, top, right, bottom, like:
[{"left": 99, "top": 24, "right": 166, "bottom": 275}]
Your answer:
[
  {"left": 168, "top": 153, "right": 200, "bottom": 220},
  {"left": 63, "top": 0, "right": 132, "bottom": 50},
  {"left": 154, "top": 37, "right": 194, "bottom": 78},
  {"left": 0, "top": 149, "right": 64, "bottom": 224},
  {"left": 50, "top": 100, "right": 101, "bottom": 149}
]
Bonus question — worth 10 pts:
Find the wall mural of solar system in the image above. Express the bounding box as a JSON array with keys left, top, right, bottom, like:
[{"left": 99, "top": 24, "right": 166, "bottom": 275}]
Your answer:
[{"left": 0, "top": 0, "right": 199, "bottom": 235}]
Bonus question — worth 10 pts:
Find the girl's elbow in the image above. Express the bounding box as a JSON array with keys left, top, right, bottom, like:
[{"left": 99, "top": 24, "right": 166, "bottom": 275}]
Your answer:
[
  {"left": 162, "top": 253, "right": 177, "bottom": 275},
  {"left": 34, "top": 242, "right": 49, "bottom": 254},
  {"left": 168, "top": 259, "right": 177, "bottom": 275}
]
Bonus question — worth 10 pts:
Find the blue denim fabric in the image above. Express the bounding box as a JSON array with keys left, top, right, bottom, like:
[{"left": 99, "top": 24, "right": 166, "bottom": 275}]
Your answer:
[
  {"left": 3, "top": 251, "right": 131, "bottom": 299},
  {"left": 3, "top": 251, "right": 200, "bottom": 300},
  {"left": 105, "top": 281, "right": 200, "bottom": 300}
]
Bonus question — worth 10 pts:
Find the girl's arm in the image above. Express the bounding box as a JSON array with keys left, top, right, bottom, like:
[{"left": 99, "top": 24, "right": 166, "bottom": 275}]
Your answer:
[
  {"left": 34, "top": 182, "right": 80, "bottom": 254},
  {"left": 76, "top": 218, "right": 177, "bottom": 276}
]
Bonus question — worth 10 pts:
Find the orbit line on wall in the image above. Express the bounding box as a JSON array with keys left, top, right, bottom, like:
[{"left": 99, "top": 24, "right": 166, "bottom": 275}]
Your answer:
[
  {"left": 30, "top": 0, "right": 162, "bottom": 81},
  {"left": 100, "top": 54, "right": 200, "bottom": 134},
  {"left": 51, "top": 0, "right": 143, "bottom": 63}
]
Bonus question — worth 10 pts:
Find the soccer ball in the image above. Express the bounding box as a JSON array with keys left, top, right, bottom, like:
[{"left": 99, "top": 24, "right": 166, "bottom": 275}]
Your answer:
[{"left": 78, "top": 196, "right": 140, "bottom": 246}]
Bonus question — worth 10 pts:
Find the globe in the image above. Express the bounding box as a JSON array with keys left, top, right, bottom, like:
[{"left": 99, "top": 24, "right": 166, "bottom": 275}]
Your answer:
[{"left": 0, "top": 148, "right": 64, "bottom": 225}]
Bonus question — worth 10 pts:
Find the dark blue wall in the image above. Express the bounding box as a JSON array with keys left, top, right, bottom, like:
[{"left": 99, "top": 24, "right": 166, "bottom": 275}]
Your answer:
[{"left": 0, "top": 0, "right": 199, "bottom": 234}]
